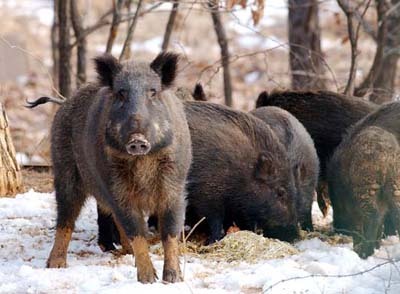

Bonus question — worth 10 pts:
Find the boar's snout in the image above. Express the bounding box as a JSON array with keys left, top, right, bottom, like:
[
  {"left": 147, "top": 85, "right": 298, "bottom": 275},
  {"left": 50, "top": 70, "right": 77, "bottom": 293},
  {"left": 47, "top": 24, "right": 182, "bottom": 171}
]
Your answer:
[{"left": 126, "top": 134, "right": 151, "bottom": 155}]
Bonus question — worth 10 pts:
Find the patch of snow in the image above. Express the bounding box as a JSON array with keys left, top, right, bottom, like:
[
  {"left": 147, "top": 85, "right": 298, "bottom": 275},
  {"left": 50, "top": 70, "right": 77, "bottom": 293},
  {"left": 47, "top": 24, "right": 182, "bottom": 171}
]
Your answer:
[
  {"left": 16, "top": 152, "right": 46, "bottom": 166},
  {"left": 0, "top": 191, "right": 399, "bottom": 293},
  {"left": 244, "top": 71, "right": 260, "bottom": 84}
]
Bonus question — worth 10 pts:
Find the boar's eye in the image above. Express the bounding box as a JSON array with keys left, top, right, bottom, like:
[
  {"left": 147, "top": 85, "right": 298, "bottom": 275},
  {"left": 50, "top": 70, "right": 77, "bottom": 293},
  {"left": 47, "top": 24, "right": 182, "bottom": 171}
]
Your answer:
[
  {"left": 277, "top": 187, "right": 286, "bottom": 199},
  {"left": 117, "top": 89, "right": 128, "bottom": 101}
]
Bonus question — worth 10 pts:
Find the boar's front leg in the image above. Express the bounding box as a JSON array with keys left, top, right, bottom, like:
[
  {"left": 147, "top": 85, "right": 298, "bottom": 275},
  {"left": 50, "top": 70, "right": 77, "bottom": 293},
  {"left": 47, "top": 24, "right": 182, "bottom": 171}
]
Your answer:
[{"left": 158, "top": 186, "right": 186, "bottom": 283}]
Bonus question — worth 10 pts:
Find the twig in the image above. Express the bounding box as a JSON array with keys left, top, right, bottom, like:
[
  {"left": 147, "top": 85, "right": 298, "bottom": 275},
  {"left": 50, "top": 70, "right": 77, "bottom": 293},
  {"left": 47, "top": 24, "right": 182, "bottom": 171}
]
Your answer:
[
  {"left": 120, "top": 0, "right": 144, "bottom": 61},
  {"left": 263, "top": 258, "right": 400, "bottom": 293},
  {"left": 69, "top": 3, "right": 161, "bottom": 49},
  {"left": 0, "top": 36, "right": 65, "bottom": 100}
]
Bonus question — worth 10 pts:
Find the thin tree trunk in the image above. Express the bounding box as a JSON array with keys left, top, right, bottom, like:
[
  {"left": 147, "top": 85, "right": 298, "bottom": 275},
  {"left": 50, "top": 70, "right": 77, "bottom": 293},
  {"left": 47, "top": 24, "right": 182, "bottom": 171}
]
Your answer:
[
  {"left": 288, "top": 0, "right": 325, "bottom": 90},
  {"left": 70, "top": 0, "right": 87, "bottom": 88},
  {"left": 51, "top": 0, "right": 59, "bottom": 95},
  {"left": 369, "top": 0, "right": 400, "bottom": 103},
  {"left": 106, "top": 0, "right": 124, "bottom": 54},
  {"left": 162, "top": 1, "right": 180, "bottom": 51},
  {"left": 209, "top": 0, "right": 233, "bottom": 107},
  {"left": 120, "top": 0, "right": 143, "bottom": 61},
  {"left": 58, "top": 0, "right": 71, "bottom": 98},
  {"left": 0, "top": 103, "right": 23, "bottom": 197},
  {"left": 354, "top": 0, "right": 388, "bottom": 98}
]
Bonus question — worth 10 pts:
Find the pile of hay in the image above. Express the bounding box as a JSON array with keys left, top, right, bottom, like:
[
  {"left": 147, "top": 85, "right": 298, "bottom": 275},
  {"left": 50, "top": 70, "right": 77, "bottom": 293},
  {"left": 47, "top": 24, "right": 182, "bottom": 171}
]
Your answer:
[
  {"left": 152, "top": 231, "right": 298, "bottom": 263},
  {"left": 199, "top": 231, "right": 299, "bottom": 263}
]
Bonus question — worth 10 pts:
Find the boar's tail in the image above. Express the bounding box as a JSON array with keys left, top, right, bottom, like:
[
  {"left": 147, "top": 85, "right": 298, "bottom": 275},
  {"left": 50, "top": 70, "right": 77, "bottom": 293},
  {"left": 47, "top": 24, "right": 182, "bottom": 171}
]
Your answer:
[
  {"left": 193, "top": 83, "right": 207, "bottom": 101},
  {"left": 25, "top": 96, "right": 65, "bottom": 108},
  {"left": 255, "top": 91, "right": 269, "bottom": 108}
]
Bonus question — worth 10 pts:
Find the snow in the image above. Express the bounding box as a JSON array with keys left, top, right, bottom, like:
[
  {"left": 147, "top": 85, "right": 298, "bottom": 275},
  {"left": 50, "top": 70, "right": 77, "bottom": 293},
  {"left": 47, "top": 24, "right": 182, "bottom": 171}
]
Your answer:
[{"left": 1, "top": 190, "right": 400, "bottom": 293}]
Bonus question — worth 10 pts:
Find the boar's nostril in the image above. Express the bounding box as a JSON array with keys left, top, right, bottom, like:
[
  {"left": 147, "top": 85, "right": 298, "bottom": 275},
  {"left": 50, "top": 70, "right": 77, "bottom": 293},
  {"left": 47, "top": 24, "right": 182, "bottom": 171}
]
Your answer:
[{"left": 126, "top": 138, "right": 151, "bottom": 155}]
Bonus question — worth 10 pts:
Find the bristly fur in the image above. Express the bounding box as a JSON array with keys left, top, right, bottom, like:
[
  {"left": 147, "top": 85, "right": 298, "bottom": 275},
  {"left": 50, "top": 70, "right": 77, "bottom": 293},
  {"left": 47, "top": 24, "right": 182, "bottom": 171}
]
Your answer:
[
  {"left": 94, "top": 54, "right": 122, "bottom": 88},
  {"left": 150, "top": 52, "right": 179, "bottom": 88}
]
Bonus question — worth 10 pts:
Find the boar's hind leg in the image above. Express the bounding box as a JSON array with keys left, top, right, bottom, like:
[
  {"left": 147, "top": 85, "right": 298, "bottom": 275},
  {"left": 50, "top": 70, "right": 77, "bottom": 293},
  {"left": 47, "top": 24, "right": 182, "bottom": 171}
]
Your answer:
[
  {"left": 158, "top": 190, "right": 186, "bottom": 283},
  {"left": 47, "top": 167, "right": 86, "bottom": 268},
  {"left": 97, "top": 205, "right": 119, "bottom": 251}
]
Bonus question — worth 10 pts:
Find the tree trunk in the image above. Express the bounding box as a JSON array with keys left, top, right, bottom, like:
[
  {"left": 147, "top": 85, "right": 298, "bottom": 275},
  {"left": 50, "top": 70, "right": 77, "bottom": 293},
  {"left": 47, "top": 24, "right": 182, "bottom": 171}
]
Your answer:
[
  {"left": 51, "top": 0, "right": 59, "bottom": 94},
  {"left": 0, "top": 103, "right": 23, "bottom": 197},
  {"left": 369, "top": 0, "right": 400, "bottom": 104},
  {"left": 162, "top": 1, "right": 180, "bottom": 51},
  {"left": 209, "top": 0, "right": 233, "bottom": 107},
  {"left": 288, "top": 0, "right": 325, "bottom": 90},
  {"left": 70, "top": 0, "right": 87, "bottom": 88},
  {"left": 58, "top": 0, "right": 71, "bottom": 98}
]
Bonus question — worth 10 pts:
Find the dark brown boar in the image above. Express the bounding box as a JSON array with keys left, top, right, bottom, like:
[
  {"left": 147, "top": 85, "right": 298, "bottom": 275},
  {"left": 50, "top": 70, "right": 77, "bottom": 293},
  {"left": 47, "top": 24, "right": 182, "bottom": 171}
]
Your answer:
[
  {"left": 328, "top": 102, "right": 400, "bottom": 258},
  {"left": 184, "top": 102, "right": 299, "bottom": 244},
  {"left": 46, "top": 52, "right": 192, "bottom": 284},
  {"left": 250, "top": 106, "right": 319, "bottom": 231},
  {"left": 255, "top": 90, "right": 378, "bottom": 216}
]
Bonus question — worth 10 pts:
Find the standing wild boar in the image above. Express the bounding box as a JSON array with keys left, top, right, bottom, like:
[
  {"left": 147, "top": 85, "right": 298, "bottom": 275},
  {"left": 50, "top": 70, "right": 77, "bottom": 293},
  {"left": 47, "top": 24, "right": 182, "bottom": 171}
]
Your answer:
[
  {"left": 255, "top": 90, "right": 377, "bottom": 216},
  {"left": 184, "top": 102, "right": 299, "bottom": 243},
  {"left": 250, "top": 106, "right": 319, "bottom": 231},
  {"left": 328, "top": 102, "right": 400, "bottom": 258},
  {"left": 46, "top": 52, "right": 192, "bottom": 283}
]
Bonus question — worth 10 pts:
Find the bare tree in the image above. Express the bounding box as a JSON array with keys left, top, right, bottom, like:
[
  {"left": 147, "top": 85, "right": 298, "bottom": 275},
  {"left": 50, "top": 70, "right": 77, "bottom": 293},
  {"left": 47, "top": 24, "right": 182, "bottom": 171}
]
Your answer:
[
  {"left": 209, "top": 0, "right": 233, "bottom": 106},
  {"left": 355, "top": 0, "right": 400, "bottom": 103},
  {"left": 288, "top": 0, "right": 325, "bottom": 90},
  {"left": 162, "top": 1, "right": 180, "bottom": 51},
  {"left": 58, "top": 0, "right": 71, "bottom": 98},
  {"left": 70, "top": 0, "right": 87, "bottom": 87}
]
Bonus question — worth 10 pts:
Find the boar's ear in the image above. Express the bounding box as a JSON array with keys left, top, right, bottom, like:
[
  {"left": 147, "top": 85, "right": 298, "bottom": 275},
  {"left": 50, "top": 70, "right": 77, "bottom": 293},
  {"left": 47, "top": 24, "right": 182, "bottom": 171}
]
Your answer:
[
  {"left": 255, "top": 91, "right": 269, "bottom": 108},
  {"left": 193, "top": 83, "right": 207, "bottom": 101},
  {"left": 150, "top": 52, "right": 179, "bottom": 88},
  {"left": 94, "top": 53, "right": 122, "bottom": 88},
  {"left": 255, "top": 152, "right": 278, "bottom": 182}
]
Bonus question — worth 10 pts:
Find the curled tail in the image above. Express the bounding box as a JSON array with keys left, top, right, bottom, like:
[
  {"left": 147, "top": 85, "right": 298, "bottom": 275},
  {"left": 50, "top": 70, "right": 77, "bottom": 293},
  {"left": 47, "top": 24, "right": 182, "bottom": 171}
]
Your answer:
[{"left": 25, "top": 96, "right": 65, "bottom": 108}]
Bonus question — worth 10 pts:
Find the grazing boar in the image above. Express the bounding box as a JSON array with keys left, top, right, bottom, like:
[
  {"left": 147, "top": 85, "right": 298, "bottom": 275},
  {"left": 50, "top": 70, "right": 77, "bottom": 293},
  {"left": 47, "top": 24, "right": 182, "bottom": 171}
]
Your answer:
[
  {"left": 46, "top": 52, "right": 192, "bottom": 283},
  {"left": 255, "top": 90, "right": 377, "bottom": 216},
  {"left": 328, "top": 102, "right": 400, "bottom": 258},
  {"left": 184, "top": 102, "right": 299, "bottom": 243},
  {"left": 250, "top": 106, "right": 319, "bottom": 231}
]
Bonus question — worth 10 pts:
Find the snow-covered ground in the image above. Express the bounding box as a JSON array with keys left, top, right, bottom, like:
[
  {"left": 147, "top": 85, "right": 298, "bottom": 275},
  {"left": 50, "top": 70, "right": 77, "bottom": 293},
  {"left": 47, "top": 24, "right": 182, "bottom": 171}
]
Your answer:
[{"left": 1, "top": 191, "right": 400, "bottom": 293}]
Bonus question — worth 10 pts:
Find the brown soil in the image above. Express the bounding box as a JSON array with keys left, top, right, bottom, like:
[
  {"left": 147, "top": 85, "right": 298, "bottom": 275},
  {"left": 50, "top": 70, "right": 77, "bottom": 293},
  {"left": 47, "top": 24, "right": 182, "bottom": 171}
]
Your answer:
[{"left": 21, "top": 167, "right": 53, "bottom": 193}]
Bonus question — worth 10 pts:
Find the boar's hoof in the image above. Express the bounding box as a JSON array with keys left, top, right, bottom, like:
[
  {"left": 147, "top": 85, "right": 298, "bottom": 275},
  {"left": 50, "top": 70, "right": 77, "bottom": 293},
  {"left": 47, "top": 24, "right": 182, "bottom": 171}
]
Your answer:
[
  {"left": 98, "top": 243, "right": 117, "bottom": 252},
  {"left": 46, "top": 256, "right": 67, "bottom": 268},
  {"left": 137, "top": 263, "right": 158, "bottom": 283},
  {"left": 163, "top": 267, "right": 183, "bottom": 283}
]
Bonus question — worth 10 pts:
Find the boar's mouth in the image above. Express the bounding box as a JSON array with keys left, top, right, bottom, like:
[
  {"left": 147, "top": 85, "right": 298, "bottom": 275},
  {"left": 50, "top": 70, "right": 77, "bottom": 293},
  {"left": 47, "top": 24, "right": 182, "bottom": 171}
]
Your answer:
[{"left": 125, "top": 133, "right": 151, "bottom": 156}]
